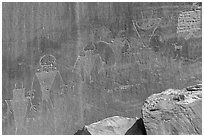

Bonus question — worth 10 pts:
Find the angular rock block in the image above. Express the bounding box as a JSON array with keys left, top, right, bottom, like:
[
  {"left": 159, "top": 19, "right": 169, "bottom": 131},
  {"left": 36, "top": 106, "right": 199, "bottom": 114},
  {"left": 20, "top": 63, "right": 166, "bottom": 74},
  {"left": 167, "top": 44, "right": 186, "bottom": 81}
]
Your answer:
[{"left": 74, "top": 116, "right": 147, "bottom": 135}]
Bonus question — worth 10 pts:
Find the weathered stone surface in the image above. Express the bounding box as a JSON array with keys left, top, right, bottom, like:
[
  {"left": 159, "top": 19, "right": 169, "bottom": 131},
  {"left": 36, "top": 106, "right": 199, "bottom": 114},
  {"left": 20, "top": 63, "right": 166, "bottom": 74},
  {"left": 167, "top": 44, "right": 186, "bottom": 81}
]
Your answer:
[
  {"left": 85, "top": 116, "right": 137, "bottom": 135},
  {"left": 74, "top": 116, "right": 148, "bottom": 135},
  {"left": 142, "top": 84, "right": 202, "bottom": 135},
  {"left": 74, "top": 116, "right": 147, "bottom": 135}
]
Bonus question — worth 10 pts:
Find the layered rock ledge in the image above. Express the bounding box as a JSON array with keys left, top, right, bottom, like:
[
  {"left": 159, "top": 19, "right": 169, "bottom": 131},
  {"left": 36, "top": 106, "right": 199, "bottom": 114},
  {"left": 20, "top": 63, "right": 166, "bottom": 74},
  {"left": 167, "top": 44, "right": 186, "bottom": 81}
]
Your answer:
[{"left": 142, "top": 84, "right": 202, "bottom": 135}]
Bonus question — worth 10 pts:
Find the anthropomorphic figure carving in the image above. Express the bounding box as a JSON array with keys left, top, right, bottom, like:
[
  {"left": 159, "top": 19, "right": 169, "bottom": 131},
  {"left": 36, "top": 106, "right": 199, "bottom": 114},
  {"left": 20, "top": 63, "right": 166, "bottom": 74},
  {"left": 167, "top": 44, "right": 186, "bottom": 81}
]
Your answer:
[
  {"left": 30, "top": 54, "right": 64, "bottom": 133},
  {"left": 11, "top": 82, "right": 28, "bottom": 134},
  {"left": 173, "top": 42, "right": 182, "bottom": 60}
]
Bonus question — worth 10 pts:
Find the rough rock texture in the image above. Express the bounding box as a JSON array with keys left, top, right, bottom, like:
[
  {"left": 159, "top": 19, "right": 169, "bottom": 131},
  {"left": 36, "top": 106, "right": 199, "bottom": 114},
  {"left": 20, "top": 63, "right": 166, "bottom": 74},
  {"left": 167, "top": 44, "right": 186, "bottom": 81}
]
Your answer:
[
  {"left": 142, "top": 84, "right": 202, "bottom": 135},
  {"left": 85, "top": 116, "right": 138, "bottom": 135},
  {"left": 74, "top": 116, "right": 147, "bottom": 135}
]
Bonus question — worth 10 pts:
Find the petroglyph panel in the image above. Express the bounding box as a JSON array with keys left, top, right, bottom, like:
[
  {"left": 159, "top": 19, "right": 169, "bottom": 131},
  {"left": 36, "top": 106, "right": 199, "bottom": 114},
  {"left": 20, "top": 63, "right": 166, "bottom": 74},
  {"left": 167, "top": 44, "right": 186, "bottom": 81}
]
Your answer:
[{"left": 2, "top": 2, "right": 202, "bottom": 135}]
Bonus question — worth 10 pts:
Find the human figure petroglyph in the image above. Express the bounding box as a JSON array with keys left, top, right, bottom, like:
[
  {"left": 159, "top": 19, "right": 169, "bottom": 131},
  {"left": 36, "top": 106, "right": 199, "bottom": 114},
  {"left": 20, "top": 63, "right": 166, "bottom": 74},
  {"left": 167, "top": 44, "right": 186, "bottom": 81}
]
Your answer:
[
  {"left": 72, "top": 50, "right": 88, "bottom": 82},
  {"left": 79, "top": 40, "right": 132, "bottom": 93},
  {"left": 11, "top": 83, "right": 28, "bottom": 134},
  {"left": 83, "top": 27, "right": 132, "bottom": 77},
  {"left": 25, "top": 89, "right": 38, "bottom": 121},
  {"left": 173, "top": 42, "right": 183, "bottom": 60},
  {"left": 30, "top": 54, "right": 65, "bottom": 132},
  {"left": 36, "top": 54, "right": 60, "bottom": 102}
]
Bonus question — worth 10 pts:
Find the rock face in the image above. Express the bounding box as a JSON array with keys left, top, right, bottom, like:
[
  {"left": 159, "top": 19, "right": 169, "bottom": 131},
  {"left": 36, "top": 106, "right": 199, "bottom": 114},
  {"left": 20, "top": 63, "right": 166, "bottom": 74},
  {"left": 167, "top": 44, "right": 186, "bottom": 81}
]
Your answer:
[{"left": 142, "top": 84, "right": 202, "bottom": 135}]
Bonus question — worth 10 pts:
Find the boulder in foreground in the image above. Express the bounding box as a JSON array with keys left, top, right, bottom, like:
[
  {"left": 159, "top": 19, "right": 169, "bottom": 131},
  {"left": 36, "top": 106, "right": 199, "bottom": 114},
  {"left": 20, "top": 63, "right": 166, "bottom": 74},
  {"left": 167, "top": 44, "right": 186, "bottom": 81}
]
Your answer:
[
  {"left": 74, "top": 116, "right": 147, "bottom": 135},
  {"left": 142, "top": 84, "right": 202, "bottom": 135}
]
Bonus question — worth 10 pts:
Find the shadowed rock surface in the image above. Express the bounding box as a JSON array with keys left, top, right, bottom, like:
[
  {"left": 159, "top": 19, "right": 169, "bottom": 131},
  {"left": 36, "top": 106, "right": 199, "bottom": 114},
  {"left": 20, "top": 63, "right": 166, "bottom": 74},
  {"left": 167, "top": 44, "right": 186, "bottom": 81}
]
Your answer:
[
  {"left": 74, "top": 127, "right": 91, "bottom": 135},
  {"left": 125, "top": 118, "right": 147, "bottom": 135},
  {"left": 142, "top": 84, "right": 202, "bottom": 135}
]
